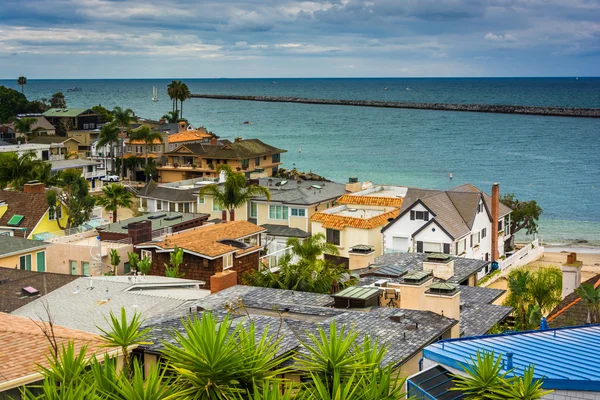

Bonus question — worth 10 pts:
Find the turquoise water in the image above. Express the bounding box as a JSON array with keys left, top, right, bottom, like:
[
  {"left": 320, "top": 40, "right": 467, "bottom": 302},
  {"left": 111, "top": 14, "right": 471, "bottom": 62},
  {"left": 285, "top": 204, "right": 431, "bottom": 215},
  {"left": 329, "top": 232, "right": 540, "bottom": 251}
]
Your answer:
[{"left": 2, "top": 78, "right": 600, "bottom": 245}]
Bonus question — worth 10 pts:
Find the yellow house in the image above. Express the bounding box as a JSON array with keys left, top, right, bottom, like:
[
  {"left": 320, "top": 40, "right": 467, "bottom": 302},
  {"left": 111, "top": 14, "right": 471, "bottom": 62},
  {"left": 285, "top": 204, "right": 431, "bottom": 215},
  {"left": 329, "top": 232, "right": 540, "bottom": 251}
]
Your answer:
[
  {"left": 0, "top": 182, "right": 68, "bottom": 240},
  {"left": 0, "top": 236, "right": 50, "bottom": 272}
]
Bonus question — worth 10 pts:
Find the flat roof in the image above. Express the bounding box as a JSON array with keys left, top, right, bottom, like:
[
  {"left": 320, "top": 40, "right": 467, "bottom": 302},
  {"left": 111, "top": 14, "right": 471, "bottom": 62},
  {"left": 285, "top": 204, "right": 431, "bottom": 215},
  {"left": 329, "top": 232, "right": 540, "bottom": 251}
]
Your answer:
[
  {"left": 333, "top": 286, "right": 380, "bottom": 300},
  {"left": 424, "top": 325, "right": 600, "bottom": 390},
  {"left": 333, "top": 207, "right": 389, "bottom": 218},
  {"left": 50, "top": 159, "right": 101, "bottom": 171},
  {"left": 98, "top": 212, "right": 208, "bottom": 234}
]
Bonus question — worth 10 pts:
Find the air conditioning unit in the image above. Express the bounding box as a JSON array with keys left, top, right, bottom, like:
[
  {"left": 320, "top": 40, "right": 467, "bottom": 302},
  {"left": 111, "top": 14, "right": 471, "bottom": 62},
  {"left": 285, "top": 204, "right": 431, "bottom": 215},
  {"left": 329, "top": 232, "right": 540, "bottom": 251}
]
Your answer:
[{"left": 373, "top": 279, "right": 388, "bottom": 287}]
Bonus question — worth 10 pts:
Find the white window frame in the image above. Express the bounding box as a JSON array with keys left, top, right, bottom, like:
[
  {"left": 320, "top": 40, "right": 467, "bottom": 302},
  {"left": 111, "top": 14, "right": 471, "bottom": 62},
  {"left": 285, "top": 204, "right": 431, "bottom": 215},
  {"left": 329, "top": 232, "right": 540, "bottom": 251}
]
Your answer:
[
  {"left": 290, "top": 208, "right": 306, "bottom": 217},
  {"left": 198, "top": 196, "right": 205, "bottom": 205},
  {"left": 250, "top": 202, "right": 257, "bottom": 218},
  {"left": 269, "top": 205, "right": 288, "bottom": 220},
  {"left": 223, "top": 253, "right": 234, "bottom": 269},
  {"left": 141, "top": 249, "right": 152, "bottom": 263}
]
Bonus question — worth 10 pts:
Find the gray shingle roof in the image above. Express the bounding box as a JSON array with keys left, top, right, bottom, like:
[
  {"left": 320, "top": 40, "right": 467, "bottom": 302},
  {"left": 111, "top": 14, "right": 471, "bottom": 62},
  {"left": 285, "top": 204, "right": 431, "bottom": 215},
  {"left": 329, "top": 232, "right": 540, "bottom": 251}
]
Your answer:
[
  {"left": 12, "top": 276, "right": 208, "bottom": 334},
  {"left": 0, "top": 236, "right": 49, "bottom": 257},
  {"left": 255, "top": 178, "right": 347, "bottom": 205},
  {"left": 261, "top": 224, "right": 310, "bottom": 238},
  {"left": 460, "top": 302, "right": 512, "bottom": 337},
  {"left": 138, "top": 181, "right": 197, "bottom": 202},
  {"left": 169, "top": 139, "right": 285, "bottom": 159},
  {"left": 98, "top": 212, "right": 208, "bottom": 234},
  {"left": 370, "top": 253, "right": 488, "bottom": 284}
]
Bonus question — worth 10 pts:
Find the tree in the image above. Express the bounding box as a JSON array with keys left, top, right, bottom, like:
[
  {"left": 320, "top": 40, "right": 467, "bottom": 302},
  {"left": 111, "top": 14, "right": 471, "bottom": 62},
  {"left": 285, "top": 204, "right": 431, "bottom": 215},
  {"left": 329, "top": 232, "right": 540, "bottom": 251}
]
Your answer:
[
  {"left": 130, "top": 126, "right": 163, "bottom": 171},
  {"left": 50, "top": 92, "right": 66, "bottom": 108},
  {"left": 527, "top": 267, "right": 562, "bottom": 314},
  {"left": 198, "top": 164, "right": 271, "bottom": 222},
  {"left": 504, "top": 269, "right": 532, "bottom": 330},
  {"left": 0, "top": 85, "right": 28, "bottom": 123},
  {"left": 108, "top": 249, "right": 120, "bottom": 276},
  {"left": 95, "top": 183, "right": 133, "bottom": 223},
  {"left": 127, "top": 252, "right": 139, "bottom": 272},
  {"left": 137, "top": 256, "right": 152, "bottom": 275},
  {"left": 161, "top": 110, "right": 179, "bottom": 123},
  {"left": 500, "top": 193, "right": 542, "bottom": 236},
  {"left": 111, "top": 106, "right": 136, "bottom": 179},
  {"left": 178, "top": 82, "right": 191, "bottom": 119},
  {"left": 91, "top": 105, "right": 113, "bottom": 123},
  {"left": 13, "top": 117, "right": 37, "bottom": 142},
  {"left": 165, "top": 245, "right": 184, "bottom": 278},
  {"left": 97, "top": 123, "right": 120, "bottom": 174},
  {"left": 575, "top": 283, "right": 600, "bottom": 323},
  {"left": 452, "top": 350, "right": 552, "bottom": 399},
  {"left": 57, "top": 117, "right": 73, "bottom": 136},
  {"left": 45, "top": 169, "right": 96, "bottom": 229},
  {"left": 286, "top": 233, "right": 339, "bottom": 263},
  {"left": 0, "top": 152, "right": 46, "bottom": 190},
  {"left": 167, "top": 80, "right": 181, "bottom": 114},
  {"left": 17, "top": 76, "right": 27, "bottom": 93}
]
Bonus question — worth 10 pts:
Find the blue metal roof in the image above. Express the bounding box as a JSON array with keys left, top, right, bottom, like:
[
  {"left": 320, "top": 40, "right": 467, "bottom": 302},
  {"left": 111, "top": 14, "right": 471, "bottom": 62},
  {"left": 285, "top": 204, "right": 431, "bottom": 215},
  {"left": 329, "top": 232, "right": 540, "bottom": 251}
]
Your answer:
[{"left": 423, "top": 324, "right": 600, "bottom": 392}]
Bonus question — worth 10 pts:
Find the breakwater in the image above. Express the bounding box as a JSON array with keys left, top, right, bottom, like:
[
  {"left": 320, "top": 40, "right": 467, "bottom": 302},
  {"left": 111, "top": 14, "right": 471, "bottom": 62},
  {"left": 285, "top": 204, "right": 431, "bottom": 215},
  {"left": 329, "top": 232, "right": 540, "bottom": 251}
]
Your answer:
[{"left": 190, "top": 94, "right": 600, "bottom": 118}]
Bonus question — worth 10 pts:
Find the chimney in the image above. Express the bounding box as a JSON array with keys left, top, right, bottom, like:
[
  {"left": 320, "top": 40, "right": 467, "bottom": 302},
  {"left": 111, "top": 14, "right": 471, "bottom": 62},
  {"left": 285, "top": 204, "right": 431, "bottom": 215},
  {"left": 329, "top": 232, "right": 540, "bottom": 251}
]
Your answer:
[
  {"left": 178, "top": 120, "right": 188, "bottom": 133},
  {"left": 422, "top": 254, "right": 455, "bottom": 281},
  {"left": 127, "top": 220, "right": 152, "bottom": 245},
  {"left": 24, "top": 181, "right": 45, "bottom": 194},
  {"left": 345, "top": 177, "right": 361, "bottom": 193},
  {"left": 159, "top": 118, "right": 166, "bottom": 125},
  {"left": 210, "top": 136, "right": 218, "bottom": 146},
  {"left": 561, "top": 252, "right": 582, "bottom": 299},
  {"left": 210, "top": 270, "right": 238, "bottom": 293},
  {"left": 491, "top": 183, "right": 500, "bottom": 261},
  {"left": 234, "top": 137, "right": 242, "bottom": 143}
]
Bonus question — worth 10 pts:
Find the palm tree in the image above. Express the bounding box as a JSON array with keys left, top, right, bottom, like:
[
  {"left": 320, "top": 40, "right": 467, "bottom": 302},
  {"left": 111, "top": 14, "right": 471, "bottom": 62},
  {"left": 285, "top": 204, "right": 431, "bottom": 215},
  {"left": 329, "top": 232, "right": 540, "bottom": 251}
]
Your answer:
[
  {"left": 97, "top": 123, "right": 120, "bottom": 174},
  {"left": 504, "top": 269, "right": 532, "bottom": 329},
  {"left": 527, "top": 267, "right": 562, "bottom": 315},
  {"left": 178, "top": 82, "right": 191, "bottom": 119},
  {"left": 17, "top": 76, "right": 27, "bottom": 93},
  {"left": 96, "top": 183, "right": 133, "bottom": 222},
  {"left": 286, "top": 233, "right": 339, "bottom": 263},
  {"left": 129, "top": 126, "right": 164, "bottom": 171},
  {"left": 111, "top": 106, "right": 136, "bottom": 179},
  {"left": 575, "top": 283, "right": 600, "bottom": 324},
  {"left": 161, "top": 110, "right": 179, "bottom": 123},
  {"left": 0, "top": 152, "right": 45, "bottom": 190},
  {"left": 13, "top": 117, "right": 37, "bottom": 142},
  {"left": 167, "top": 80, "right": 181, "bottom": 114},
  {"left": 198, "top": 164, "right": 271, "bottom": 221}
]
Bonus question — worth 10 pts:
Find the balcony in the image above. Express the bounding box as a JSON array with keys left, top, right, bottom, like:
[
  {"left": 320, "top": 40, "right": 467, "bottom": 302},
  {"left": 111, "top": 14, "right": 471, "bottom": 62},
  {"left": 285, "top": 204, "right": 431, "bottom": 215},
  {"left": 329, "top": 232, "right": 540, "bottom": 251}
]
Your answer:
[
  {"left": 84, "top": 169, "right": 107, "bottom": 179},
  {"left": 49, "top": 154, "right": 66, "bottom": 161}
]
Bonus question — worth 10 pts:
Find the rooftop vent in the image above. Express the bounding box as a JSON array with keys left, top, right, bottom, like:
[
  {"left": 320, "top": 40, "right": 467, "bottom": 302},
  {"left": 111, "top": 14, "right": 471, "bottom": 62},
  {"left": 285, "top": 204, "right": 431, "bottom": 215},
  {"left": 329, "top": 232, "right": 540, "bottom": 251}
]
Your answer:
[
  {"left": 311, "top": 184, "right": 322, "bottom": 189},
  {"left": 164, "top": 215, "right": 183, "bottom": 221},
  {"left": 427, "top": 282, "right": 459, "bottom": 295},
  {"left": 21, "top": 286, "right": 40, "bottom": 296},
  {"left": 217, "top": 239, "right": 251, "bottom": 249},
  {"left": 350, "top": 244, "right": 374, "bottom": 254},
  {"left": 402, "top": 270, "right": 433, "bottom": 285},
  {"left": 426, "top": 253, "right": 452, "bottom": 262},
  {"left": 148, "top": 213, "right": 167, "bottom": 220},
  {"left": 373, "top": 279, "right": 388, "bottom": 287},
  {"left": 276, "top": 180, "right": 288, "bottom": 187},
  {"left": 349, "top": 177, "right": 359, "bottom": 183},
  {"left": 332, "top": 286, "right": 381, "bottom": 309},
  {"left": 348, "top": 208, "right": 358, "bottom": 212},
  {"left": 389, "top": 311, "right": 405, "bottom": 323}
]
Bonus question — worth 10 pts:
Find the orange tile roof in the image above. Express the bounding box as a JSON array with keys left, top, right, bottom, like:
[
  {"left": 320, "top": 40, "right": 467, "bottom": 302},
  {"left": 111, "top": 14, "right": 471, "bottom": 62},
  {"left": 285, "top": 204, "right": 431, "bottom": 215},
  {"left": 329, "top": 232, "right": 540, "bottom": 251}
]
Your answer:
[
  {"left": 169, "top": 130, "right": 212, "bottom": 143},
  {"left": 0, "top": 313, "right": 115, "bottom": 388},
  {"left": 337, "top": 194, "right": 404, "bottom": 208},
  {"left": 311, "top": 208, "right": 399, "bottom": 230},
  {"left": 140, "top": 221, "right": 266, "bottom": 258},
  {"left": 126, "top": 138, "right": 163, "bottom": 145}
]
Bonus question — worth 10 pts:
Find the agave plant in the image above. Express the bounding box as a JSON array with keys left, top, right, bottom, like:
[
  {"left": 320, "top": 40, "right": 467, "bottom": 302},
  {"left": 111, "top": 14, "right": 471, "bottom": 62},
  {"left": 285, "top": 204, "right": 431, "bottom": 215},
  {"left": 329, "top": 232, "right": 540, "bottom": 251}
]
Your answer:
[
  {"left": 494, "top": 365, "right": 553, "bottom": 400},
  {"left": 165, "top": 245, "right": 185, "bottom": 278}
]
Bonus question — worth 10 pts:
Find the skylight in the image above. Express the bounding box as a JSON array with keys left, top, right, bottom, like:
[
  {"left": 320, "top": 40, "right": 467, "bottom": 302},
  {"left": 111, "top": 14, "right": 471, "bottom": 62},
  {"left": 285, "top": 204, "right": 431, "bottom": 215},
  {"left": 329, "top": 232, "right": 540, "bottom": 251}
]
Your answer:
[{"left": 7, "top": 215, "right": 24, "bottom": 226}]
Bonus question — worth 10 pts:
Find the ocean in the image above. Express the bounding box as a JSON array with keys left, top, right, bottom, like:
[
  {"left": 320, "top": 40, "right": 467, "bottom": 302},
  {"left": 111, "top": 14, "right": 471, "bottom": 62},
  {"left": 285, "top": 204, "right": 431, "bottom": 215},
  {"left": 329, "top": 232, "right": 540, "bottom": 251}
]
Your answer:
[{"left": 2, "top": 78, "right": 599, "bottom": 246}]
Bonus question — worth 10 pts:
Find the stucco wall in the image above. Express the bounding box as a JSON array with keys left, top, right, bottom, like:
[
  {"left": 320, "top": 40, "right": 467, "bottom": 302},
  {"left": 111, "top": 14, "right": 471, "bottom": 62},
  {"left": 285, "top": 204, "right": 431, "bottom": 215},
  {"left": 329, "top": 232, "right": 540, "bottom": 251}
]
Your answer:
[{"left": 0, "top": 249, "right": 47, "bottom": 271}]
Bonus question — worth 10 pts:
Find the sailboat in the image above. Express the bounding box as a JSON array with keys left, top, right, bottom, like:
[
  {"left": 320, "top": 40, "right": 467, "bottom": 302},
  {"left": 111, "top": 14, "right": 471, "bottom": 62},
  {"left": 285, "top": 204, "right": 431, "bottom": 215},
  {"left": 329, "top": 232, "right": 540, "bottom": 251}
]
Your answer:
[{"left": 152, "top": 86, "right": 159, "bottom": 102}]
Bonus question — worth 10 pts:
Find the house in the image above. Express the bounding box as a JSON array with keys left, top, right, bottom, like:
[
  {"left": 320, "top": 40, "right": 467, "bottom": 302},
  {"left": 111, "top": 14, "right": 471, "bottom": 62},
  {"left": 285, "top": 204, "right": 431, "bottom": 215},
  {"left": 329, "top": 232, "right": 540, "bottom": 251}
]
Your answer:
[
  {"left": 0, "top": 143, "right": 52, "bottom": 160},
  {"left": 310, "top": 185, "right": 406, "bottom": 269},
  {"left": 135, "top": 221, "right": 265, "bottom": 290},
  {"left": 42, "top": 108, "right": 100, "bottom": 132},
  {"left": 158, "top": 137, "right": 286, "bottom": 182},
  {"left": 0, "top": 269, "right": 78, "bottom": 313},
  {"left": 29, "top": 136, "right": 81, "bottom": 160},
  {"left": 0, "top": 124, "right": 15, "bottom": 141},
  {"left": 0, "top": 182, "right": 68, "bottom": 239},
  {"left": 0, "top": 313, "right": 120, "bottom": 398},
  {"left": 413, "top": 325, "right": 600, "bottom": 399},
  {"left": 138, "top": 284, "right": 457, "bottom": 381},
  {"left": 12, "top": 276, "right": 210, "bottom": 334},
  {"left": 97, "top": 212, "right": 209, "bottom": 240},
  {"left": 14, "top": 114, "right": 57, "bottom": 137},
  {"left": 547, "top": 274, "right": 600, "bottom": 328},
  {"left": 50, "top": 158, "right": 106, "bottom": 190},
  {"left": 382, "top": 184, "right": 512, "bottom": 270},
  {"left": 0, "top": 236, "right": 50, "bottom": 272}
]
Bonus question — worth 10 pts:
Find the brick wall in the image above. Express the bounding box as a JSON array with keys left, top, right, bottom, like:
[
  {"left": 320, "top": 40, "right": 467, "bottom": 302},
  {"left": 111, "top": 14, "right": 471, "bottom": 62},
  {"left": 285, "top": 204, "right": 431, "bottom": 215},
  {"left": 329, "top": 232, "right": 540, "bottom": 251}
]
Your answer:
[{"left": 147, "top": 250, "right": 260, "bottom": 290}]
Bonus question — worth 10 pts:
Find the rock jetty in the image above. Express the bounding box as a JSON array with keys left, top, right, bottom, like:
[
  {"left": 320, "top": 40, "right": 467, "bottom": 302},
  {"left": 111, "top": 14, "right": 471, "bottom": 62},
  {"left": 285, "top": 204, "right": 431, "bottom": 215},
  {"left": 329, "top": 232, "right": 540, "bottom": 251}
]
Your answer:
[{"left": 190, "top": 94, "right": 600, "bottom": 118}]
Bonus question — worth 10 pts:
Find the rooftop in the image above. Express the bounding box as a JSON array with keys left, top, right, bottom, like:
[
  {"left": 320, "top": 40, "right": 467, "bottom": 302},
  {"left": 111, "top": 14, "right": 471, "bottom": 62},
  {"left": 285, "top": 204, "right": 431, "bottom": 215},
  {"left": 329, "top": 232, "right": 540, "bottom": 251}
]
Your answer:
[
  {"left": 0, "top": 313, "right": 113, "bottom": 390},
  {"left": 547, "top": 274, "right": 600, "bottom": 328},
  {"left": 254, "top": 178, "right": 347, "bottom": 205},
  {"left": 0, "top": 236, "right": 49, "bottom": 258},
  {"left": 137, "top": 220, "right": 265, "bottom": 258},
  {"left": 50, "top": 159, "right": 101, "bottom": 171},
  {"left": 43, "top": 108, "right": 97, "bottom": 118},
  {"left": 168, "top": 130, "right": 212, "bottom": 143},
  {"left": 166, "top": 138, "right": 286, "bottom": 160},
  {"left": 311, "top": 205, "right": 399, "bottom": 230},
  {"left": 12, "top": 276, "right": 208, "bottom": 334},
  {"left": 424, "top": 325, "right": 600, "bottom": 391},
  {"left": 0, "top": 143, "right": 50, "bottom": 152},
  {"left": 0, "top": 190, "right": 51, "bottom": 238},
  {"left": 97, "top": 211, "right": 209, "bottom": 234},
  {"left": 260, "top": 224, "right": 310, "bottom": 238},
  {"left": 0, "top": 269, "right": 79, "bottom": 313},
  {"left": 29, "top": 136, "right": 80, "bottom": 145},
  {"left": 338, "top": 185, "right": 407, "bottom": 208}
]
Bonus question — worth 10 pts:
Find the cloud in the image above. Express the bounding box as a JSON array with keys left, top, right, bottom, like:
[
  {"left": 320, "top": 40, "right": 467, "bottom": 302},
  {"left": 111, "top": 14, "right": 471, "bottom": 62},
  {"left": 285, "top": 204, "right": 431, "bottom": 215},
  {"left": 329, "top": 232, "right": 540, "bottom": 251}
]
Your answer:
[{"left": 485, "top": 32, "right": 516, "bottom": 42}]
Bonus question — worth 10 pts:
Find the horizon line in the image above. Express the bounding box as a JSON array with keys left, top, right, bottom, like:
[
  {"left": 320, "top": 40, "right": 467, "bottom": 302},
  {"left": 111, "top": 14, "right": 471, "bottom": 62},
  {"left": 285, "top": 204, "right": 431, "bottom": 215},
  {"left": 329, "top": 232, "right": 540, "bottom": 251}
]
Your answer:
[{"left": 0, "top": 76, "right": 598, "bottom": 81}]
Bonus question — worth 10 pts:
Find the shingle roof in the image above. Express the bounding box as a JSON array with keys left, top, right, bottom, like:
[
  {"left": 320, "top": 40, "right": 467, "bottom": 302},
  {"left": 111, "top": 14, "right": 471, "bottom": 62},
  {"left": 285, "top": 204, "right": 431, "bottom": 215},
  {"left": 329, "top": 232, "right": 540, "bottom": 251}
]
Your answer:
[
  {"left": 28, "top": 116, "right": 55, "bottom": 132},
  {"left": 370, "top": 252, "right": 488, "bottom": 284},
  {"left": 98, "top": 212, "right": 208, "bottom": 234},
  {"left": 12, "top": 276, "right": 207, "bottom": 334},
  {"left": 311, "top": 208, "right": 399, "bottom": 230},
  {"left": 451, "top": 183, "right": 512, "bottom": 217},
  {"left": 256, "top": 178, "right": 347, "bottom": 205},
  {"left": 138, "top": 180, "right": 198, "bottom": 202},
  {"left": 167, "top": 138, "right": 286, "bottom": 160},
  {"left": 261, "top": 224, "right": 310, "bottom": 238},
  {"left": 337, "top": 194, "right": 404, "bottom": 208},
  {"left": 0, "top": 191, "right": 50, "bottom": 238},
  {"left": 547, "top": 274, "right": 600, "bottom": 328},
  {"left": 0, "top": 313, "right": 111, "bottom": 389},
  {"left": 0, "top": 269, "right": 79, "bottom": 313},
  {"left": 29, "top": 136, "right": 80, "bottom": 145},
  {"left": 0, "top": 236, "right": 49, "bottom": 257},
  {"left": 138, "top": 221, "right": 266, "bottom": 258},
  {"left": 459, "top": 301, "right": 512, "bottom": 337},
  {"left": 43, "top": 108, "right": 97, "bottom": 118}
]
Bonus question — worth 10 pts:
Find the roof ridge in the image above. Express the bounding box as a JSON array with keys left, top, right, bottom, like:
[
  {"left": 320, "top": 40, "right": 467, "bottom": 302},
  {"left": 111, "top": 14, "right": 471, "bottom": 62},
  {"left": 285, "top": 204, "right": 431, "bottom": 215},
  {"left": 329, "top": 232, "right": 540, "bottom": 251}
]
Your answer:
[{"left": 444, "top": 190, "right": 477, "bottom": 227}]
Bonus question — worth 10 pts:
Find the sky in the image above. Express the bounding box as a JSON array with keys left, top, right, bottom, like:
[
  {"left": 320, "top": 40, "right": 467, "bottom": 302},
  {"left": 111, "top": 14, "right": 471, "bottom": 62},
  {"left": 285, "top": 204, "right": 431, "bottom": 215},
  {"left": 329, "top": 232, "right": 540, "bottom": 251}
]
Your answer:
[{"left": 0, "top": 0, "right": 599, "bottom": 78}]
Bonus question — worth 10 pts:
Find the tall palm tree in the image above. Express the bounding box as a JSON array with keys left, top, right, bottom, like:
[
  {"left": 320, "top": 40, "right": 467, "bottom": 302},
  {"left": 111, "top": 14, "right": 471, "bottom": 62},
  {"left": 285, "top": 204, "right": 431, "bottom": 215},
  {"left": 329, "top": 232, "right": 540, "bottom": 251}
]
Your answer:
[
  {"left": 198, "top": 164, "right": 271, "bottom": 221},
  {"left": 161, "top": 110, "right": 178, "bottom": 123},
  {"left": 504, "top": 269, "right": 532, "bottom": 329},
  {"left": 17, "top": 76, "right": 27, "bottom": 93},
  {"left": 575, "top": 283, "right": 600, "bottom": 324},
  {"left": 12, "top": 117, "right": 37, "bottom": 142},
  {"left": 97, "top": 123, "right": 120, "bottom": 174},
  {"left": 111, "top": 107, "right": 136, "bottom": 179},
  {"left": 0, "top": 152, "right": 45, "bottom": 190},
  {"left": 527, "top": 267, "right": 562, "bottom": 315},
  {"left": 129, "top": 126, "right": 164, "bottom": 170},
  {"left": 286, "top": 233, "right": 339, "bottom": 263},
  {"left": 96, "top": 183, "right": 133, "bottom": 222},
  {"left": 178, "top": 82, "right": 191, "bottom": 119},
  {"left": 167, "top": 80, "right": 180, "bottom": 114}
]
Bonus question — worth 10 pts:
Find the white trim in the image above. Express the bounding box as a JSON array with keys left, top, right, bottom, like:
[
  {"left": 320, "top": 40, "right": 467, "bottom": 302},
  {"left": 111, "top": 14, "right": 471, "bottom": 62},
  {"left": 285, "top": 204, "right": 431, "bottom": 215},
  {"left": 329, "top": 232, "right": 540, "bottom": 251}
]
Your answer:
[
  {"left": 1, "top": 245, "right": 48, "bottom": 260},
  {"left": 35, "top": 250, "right": 46, "bottom": 272},
  {"left": 27, "top": 207, "right": 51, "bottom": 239}
]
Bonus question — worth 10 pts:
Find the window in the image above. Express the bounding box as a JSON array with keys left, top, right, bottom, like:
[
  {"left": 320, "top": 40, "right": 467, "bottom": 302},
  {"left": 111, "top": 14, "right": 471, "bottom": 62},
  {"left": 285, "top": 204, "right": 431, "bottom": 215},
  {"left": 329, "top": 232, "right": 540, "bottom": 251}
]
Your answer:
[
  {"left": 198, "top": 196, "right": 205, "bottom": 205},
  {"left": 156, "top": 200, "right": 162, "bottom": 210},
  {"left": 213, "top": 201, "right": 223, "bottom": 211},
  {"left": 169, "top": 202, "right": 176, "bottom": 212},
  {"left": 184, "top": 203, "right": 190, "bottom": 213},
  {"left": 49, "top": 207, "right": 56, "bottom": 221},
  {"left": 20, "top": 254, "right": 32, "bottom": 271},
  {"left": 124, "top": 262, "right": 131, "bottom": 274},
  {"left": 481, "top": 228, "right": 487, "bottom": 238},
  {"left": 141, "top": 249, "right": 152, "bottom": 263},
  {"left": 470, "top": 232, "right": 481, "bottom": 247},
  {"left": 272, "top": 154, "right": 280, "bottom": 163},
  {"left": 141, "top": 198, "right": 148, "bottom": 208},
  {"left": 326, "top": 229, "right": 340, "bottom": 246},
  {"left": 255, "top": 157, "right": 260, "bottom": 166},
  {"left": 269, "top": 205, "right": 288, "bottom": 220},
  {"left": 250, "top": 202, "right": 257, "bottom": 218},
  {"left": 241, "top": 159, "right": 249, "bottom": 169},
  {"left": 410, "top": 210, "right": 430, "bottom": 221},
  {"left": 291, "top": 208, "right": 306, "bottom": 217},
  {"left": 223, "top": 253, "right": 233, "bottom": 269},
  {"left": 498, "top": 220, "right": 503, "bottom": 232}
]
